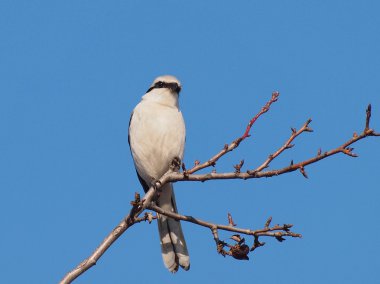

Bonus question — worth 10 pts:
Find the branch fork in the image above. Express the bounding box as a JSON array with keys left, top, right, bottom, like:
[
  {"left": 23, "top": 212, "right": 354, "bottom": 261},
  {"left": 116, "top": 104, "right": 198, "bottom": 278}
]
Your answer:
[{"left": 61, "top": 93, "right": 378, "bottom": 284}]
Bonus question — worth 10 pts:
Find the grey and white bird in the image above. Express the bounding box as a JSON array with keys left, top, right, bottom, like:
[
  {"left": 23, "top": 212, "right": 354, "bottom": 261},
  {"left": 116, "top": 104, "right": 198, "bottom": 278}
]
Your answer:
[{"left": 128, "top": 75, "right": 190, "bottom": 273}]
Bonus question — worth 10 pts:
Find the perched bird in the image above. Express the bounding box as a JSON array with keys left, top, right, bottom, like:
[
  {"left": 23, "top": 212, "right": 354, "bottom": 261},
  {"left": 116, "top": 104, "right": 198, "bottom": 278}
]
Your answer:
[{"left": 128, "top": 75, "right": 190, "bottom": 272}]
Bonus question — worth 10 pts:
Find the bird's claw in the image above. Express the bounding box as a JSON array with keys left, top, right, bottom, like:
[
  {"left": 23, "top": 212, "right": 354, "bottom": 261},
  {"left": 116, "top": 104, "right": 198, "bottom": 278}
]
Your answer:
[
  {"left": 170, "top": 157, "right": 182, "bottom": 172},
  {"left": 150, "top": 179, "right": 162, "bottom": 192}
]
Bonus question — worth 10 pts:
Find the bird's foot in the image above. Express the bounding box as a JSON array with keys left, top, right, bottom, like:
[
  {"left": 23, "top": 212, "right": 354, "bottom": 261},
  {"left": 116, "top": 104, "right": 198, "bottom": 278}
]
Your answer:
[
  {"left": 170, "top": 157, "right": 182, "bottom": 172},
  {"left": 149, "top": 179, "right": 162, "bottom": 200}
]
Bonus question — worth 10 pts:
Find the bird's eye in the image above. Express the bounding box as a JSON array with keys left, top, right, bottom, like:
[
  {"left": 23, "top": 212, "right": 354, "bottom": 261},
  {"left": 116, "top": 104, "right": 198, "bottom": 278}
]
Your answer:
[{"left": 156, "top": 81, "right": 164, "bottom": 88}]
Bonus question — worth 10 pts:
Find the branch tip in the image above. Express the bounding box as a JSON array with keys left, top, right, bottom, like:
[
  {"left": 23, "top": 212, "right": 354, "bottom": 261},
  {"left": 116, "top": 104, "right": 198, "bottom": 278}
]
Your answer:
[
  {"left": 299, "top": 167, "right": 308, "bottom": 179},
  {"left": 365, "top": 103, "right": 372, "bottom": 131},
  {"left": 228, "top": 213, "right": 237, "bottom": 227},
  {"left": 286, "top": 144, "right": 295, "bottom": 149},
  {"left": 62, "top": 99, "right": 379, "bottom": 283},
  {"left": 305, "top": 127, "right": 313, "bottom": 132},
  {"left": 265, "top": 216, "right": 272, "bottom": 228},
  {"left": 342, "top": 147, "right": 358, "bottom": 157},
  {"left": 233, "top": 160, "right": 245, "bottom": 174}
]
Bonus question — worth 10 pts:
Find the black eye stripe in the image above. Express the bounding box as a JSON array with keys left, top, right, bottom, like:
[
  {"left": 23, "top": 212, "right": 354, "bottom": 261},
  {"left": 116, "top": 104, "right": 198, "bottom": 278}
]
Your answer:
[
  {"left": 156, "top": 81, "right": 165, "bottom": 88},
  {"left": 146, "top": 81, "right": 181, "bottom": 93},
  {"left": 155, "top": 81, "right": 172, "bottom": 89}
]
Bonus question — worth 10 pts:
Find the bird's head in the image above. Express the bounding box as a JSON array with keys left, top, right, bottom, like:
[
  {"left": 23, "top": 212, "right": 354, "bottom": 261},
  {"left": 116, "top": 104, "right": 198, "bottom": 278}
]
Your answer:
[
  {"left": 143, "top": 75, "right": 182, "bottom": 108},
  {"left": 146, "top": 75, "right": 182, "bottom": 95}
]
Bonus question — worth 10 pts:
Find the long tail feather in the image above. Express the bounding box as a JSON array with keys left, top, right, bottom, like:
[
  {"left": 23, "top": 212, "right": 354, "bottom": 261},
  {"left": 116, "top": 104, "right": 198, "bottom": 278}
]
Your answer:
[{"left": 157, "top": 183, "right": 190, "bottom": 272}]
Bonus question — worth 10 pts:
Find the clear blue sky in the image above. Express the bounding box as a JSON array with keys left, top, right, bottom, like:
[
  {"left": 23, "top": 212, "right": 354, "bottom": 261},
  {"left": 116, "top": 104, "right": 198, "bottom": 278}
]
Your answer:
[{"left": 1, "top": 1, "right": 379, "bottom": 283}]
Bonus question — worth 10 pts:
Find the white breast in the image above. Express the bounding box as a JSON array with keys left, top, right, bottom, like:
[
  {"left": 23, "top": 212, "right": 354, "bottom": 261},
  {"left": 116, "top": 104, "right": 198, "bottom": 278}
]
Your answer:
[{"left": 129, "top": 100, "right": 186, "bottom": 184}]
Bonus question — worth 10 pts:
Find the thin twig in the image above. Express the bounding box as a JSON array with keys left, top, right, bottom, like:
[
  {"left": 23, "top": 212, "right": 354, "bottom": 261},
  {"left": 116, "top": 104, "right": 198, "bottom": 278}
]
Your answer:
[
  {"left": 149, "top": 204, "right": 300, "bottom": 239},
  {"left": 184, "top": 92, "right": 279, "bottom": 175},
  {"left": 60, "top": 170, "right": 174, "bottom": 284},
  {"left": 241, "top": 91, "right": 280, "bottom": 139},
  {"left": 148, "top": 204, "right": 300, "bottom": 259},
  {"left": 60, "top": 102, "right": 378, "bottom": 283},
  {"left": 252, "top": 119, "right": 312, "bottom": 173},
  {"left": 164, "top": 104, "right": 379, "bottom": 182}
]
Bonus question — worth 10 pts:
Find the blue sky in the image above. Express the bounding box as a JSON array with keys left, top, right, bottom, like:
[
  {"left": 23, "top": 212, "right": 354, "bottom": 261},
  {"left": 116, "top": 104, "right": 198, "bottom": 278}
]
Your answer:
[{"left": 1, "top": 1, "right": 379, "bottom": 283}]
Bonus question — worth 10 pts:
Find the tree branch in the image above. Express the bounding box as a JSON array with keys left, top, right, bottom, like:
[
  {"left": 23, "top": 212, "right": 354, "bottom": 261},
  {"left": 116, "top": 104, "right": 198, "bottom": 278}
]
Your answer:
[
  {"left": 169, "top": 105, "right": 379, "bottom": 182},
  {"left": 184, "top": 91, "right": 279, "bottom": 175},
  {"left": 148, "top": 204, "right": 301, "bottom": 260},
  {"left": 60, "top": 94, "right": 379, "bottom": 283},
  {"left": 59, "top": 193, "right": 159, "bottom": 284}
]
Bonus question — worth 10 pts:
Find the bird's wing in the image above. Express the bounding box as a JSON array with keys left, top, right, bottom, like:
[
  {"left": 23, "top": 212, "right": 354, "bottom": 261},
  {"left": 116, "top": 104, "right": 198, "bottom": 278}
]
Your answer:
[{"left": 128, "top": 110, "right": 150, "bottom": 192}]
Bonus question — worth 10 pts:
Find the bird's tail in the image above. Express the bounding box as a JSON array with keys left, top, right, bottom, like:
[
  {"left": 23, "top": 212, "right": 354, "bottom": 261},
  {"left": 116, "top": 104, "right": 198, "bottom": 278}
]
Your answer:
[{"left": 157, "top": 183, "right": 190, "bottom": 273}]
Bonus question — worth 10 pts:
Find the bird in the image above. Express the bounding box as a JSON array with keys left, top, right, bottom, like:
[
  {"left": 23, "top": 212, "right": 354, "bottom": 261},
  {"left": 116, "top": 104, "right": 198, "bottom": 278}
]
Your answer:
[{"left": 128, "top": 75, "right": 190, "bottom": 273}]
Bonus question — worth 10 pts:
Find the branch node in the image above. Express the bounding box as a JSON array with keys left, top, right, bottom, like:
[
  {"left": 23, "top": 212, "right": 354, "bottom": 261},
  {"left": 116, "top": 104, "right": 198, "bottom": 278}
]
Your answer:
[
  {"left": 343, "top": 147, "right": 358, "bottom": 157},
  {"left": 228, "top": 213, "right": 237, "bottom": 227},
  {"left": 286, "top": 144, "right": 295, "bottom": 149},
  {"left": 130, "top": 192, "right": 141, "bottom": 207},
  {"left": 365, "top": 104, "right": 372, "bottom": 131},
  {"left": 182, "top": 163, "right": 190, "bottom": 178},
  {"left": 233, "top": 160, "right": 245, "bottom": 174},
  {"left": 299, "top": 166, "right": 308, "bottom": 179},
  {"left": 304, "top": 127, "right": 313, "bottom": 132},
  {"left": 61, "top": 98, "right": 380, "bottom": 283},
  {"left": 283, "top": 224, "right": 293, "bottom": 232},
  {"left": 264, "top": 216, "right": 272, "bottom": 228},
  {"left": 250, "top": 235, "right": 266, "bottom": 252},
  {"left": 275, "top": 233, "right": 286, "bottom": 242}
]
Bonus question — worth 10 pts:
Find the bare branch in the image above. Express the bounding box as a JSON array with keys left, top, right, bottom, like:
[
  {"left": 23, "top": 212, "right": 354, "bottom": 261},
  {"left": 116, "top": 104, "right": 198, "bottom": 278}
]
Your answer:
[
  {"left": 148, "top": 204, "right": 300, "bottom": 239},
  {"left": 59, "top": 211, "right": 154, "bottom": 284},
  {"left": 241, "top": 91, "right": 280, "bottom": 139},
  {"left": 185, "top": 92, "right": 279, "bottom": 175},
  {"left": 165, "top": 105, "right": 379, "bottom": 183},
  {"left": 148, "top": 204, "right": 301, "bottom": 260},
  {"left": 61, "top": 100, "right": 378, "bottom": 283},
  {"left": 252, "top": 119, "right": 313, "bottom": 173},
  {"left": 60, "top": 170, "right": 175, "bottom": 284}
]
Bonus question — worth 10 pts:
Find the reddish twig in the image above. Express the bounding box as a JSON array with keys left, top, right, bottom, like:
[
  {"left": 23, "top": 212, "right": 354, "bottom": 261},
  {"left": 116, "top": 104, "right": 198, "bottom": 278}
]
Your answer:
[
  {"left": 184, "top": 92, "right": 280, "bottom": 175},
  {"left": 166, "top": 104, "right": 379, "bottom": 182},
  {"left": 251, "top": 119, "right": 313, "bottom": 173},
  {"left": 60, "top": 99, "right": 378, "bottom": 283},
  {"left": 228, "top": 213, "right": 237, "bottom": 226},
  {"left": 241, "top": 91, "right": 280, "bottom": 139}
]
